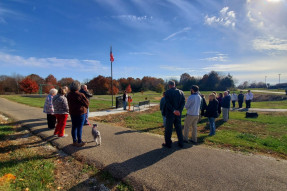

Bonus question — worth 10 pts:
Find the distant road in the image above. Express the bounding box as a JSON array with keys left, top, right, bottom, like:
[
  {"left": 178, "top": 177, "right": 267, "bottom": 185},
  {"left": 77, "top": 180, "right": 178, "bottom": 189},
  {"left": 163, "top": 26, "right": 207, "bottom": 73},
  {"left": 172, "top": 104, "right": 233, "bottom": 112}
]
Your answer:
[{"left": 240, "top": 89, "right": 286, "bottom": 95}]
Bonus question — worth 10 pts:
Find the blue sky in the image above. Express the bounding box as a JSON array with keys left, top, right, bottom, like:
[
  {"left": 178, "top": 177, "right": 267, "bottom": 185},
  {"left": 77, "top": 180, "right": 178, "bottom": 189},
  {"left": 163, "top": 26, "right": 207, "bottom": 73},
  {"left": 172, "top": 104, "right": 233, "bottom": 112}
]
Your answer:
[{"left": 0, "top": 0, "right": 287, "bottom": 85}]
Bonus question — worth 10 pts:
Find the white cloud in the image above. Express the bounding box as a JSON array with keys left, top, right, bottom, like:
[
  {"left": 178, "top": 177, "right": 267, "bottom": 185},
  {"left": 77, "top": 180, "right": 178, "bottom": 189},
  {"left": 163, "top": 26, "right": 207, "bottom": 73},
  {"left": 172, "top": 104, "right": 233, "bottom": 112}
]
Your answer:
[
  {"left": 253, "top": 36, "right": 287, "bottom": 51},
  {"left": 201, "top": 53, "right": 228, "bottom": 62},
  {"left": 129, "top": 52, "right": 154, "bottom": 56},
  {"left": 160, "top": 65, "right": 195, "bottom": 72},
  {"left": 205, "top": 7, "right": 236, "bottom": 28},
  {"left": 113, "top": 15, "right": 153, "bottom": 23},
  {"left": 0, "top": 52, "right": 108, "bottom": 72},
  {"left": 0, "top": 36, "right": 15, "bottom": 46},
  {"left": 202, "top": 57, "right": 287, "bottom": 73},
  {"left": 163, "top": 27, "right": 191, "bottom": 41}
]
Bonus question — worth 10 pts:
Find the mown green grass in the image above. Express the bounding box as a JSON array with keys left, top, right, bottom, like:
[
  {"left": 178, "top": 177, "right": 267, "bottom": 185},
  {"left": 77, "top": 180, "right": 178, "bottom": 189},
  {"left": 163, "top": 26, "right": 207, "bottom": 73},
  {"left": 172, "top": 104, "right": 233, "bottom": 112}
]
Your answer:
[
  {"left": 0, "top": 95, "right": 112, "bottom": 112},
  {"left": 0, "top": 124, "right": 55, "bottom": 191},
  {"left": 251, "top": 100, "right": 287, "bottom": 109}
]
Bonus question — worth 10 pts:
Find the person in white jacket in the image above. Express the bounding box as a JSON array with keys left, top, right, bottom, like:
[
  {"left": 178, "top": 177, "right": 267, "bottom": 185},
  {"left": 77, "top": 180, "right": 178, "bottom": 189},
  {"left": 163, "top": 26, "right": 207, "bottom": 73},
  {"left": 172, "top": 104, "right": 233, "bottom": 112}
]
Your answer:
[
  {"left": 231, "top": 92, "right": 237, "bottom": 108},
  {"left": 245, "top": 90, "right": 254, "bottom": 108}
]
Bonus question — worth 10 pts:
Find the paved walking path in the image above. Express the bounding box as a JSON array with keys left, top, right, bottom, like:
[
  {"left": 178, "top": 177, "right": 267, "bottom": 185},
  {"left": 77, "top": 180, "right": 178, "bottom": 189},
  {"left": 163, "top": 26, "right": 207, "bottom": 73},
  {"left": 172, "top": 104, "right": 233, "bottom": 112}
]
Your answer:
[
  {"left": 1, "top": 97, "right": 287, "bottom": 191},
  {"left": 233, "top": 108, "right": 287, "bottom": 112},
  {"left": 89, "top": 104, "right": 158, "bottom": 117}
]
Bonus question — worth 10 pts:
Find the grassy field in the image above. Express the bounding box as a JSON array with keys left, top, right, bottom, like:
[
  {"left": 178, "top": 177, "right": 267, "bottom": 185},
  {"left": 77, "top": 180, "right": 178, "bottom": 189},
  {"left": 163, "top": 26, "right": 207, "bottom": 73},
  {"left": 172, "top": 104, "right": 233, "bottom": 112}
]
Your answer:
[
  {"left": 251, "top": 100, "right": 287, "bottom": 109},
  {"left": 0, "top": 95, "right": 112, "bottom": 112},
  {"left": 0, "top": 115, "right": 133, "bottom": 191},
  {"left": 2, "top": 90, "right": 287, "bottom": 111},
  {"left": 93, "top": 107, "right": 287, "bottom": 159}
]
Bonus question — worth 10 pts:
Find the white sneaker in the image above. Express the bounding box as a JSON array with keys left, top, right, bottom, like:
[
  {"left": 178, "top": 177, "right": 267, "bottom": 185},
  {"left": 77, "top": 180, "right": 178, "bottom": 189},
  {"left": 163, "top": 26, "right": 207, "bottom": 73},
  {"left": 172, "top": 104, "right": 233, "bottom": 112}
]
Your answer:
[{"left": 58, "top": 134, "right": 68, "bottom": 138}]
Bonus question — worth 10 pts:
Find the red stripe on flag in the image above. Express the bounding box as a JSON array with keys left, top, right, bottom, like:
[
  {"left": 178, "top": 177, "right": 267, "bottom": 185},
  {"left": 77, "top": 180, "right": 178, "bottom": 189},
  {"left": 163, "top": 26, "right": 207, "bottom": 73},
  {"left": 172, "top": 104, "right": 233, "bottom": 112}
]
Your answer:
[{"left": 110, "top": 51, "right": 114, "bottom": 62}]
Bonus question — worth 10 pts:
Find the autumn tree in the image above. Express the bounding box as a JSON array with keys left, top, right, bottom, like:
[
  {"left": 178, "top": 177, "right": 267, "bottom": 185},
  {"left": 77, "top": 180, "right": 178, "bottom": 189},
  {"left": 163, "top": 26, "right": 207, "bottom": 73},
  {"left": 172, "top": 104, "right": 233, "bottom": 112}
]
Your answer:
[
  {"left": 108, "top": 86, "right": 119, "bottom": 95},
  {"left": 87, "top": 75, "right": 110, "bottom": 95},
  {"left": 19, "top": 77, "right": 39, "bottom": 94},
  {"left": 44, "top": 74, "right": 57, "bottom": 93},
  {"left": 0, "top": 75, "right": 22, "bottom": 93},
  {"left": 27, "top": 74, "right": 45, "bottom": 86},
  {"left": 126, "top": 84, "right": 132, "bottom": 93},
  {"left": 58, "top": 77, "right": 74, "bottom": 87}
]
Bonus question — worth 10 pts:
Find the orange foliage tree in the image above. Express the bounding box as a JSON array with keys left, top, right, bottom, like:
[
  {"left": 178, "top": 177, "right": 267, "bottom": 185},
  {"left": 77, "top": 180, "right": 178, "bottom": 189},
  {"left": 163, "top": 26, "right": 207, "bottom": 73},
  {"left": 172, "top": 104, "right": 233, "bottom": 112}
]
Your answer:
[
  {"left": 19, "top": 77, "right": 39, "bottom": 94},
  {"left": 44, "top": 74, "right": 57, "bottom": 93},
  {"left": 125, "top": 84, "right": 132, "bottom": 93}
]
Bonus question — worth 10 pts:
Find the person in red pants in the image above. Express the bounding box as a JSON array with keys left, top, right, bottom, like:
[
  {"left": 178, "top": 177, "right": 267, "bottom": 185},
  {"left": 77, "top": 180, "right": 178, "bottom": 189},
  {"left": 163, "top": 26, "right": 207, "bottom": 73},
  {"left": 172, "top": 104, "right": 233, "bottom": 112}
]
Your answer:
[{"left": 53, "top": 87, "right": 69, "bottom": 137}]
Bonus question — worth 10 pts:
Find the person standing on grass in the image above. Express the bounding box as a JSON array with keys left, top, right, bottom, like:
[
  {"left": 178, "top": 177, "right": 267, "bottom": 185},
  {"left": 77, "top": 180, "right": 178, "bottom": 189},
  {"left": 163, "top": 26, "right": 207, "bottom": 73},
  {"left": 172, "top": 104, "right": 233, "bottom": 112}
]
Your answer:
[
  {"left": 217, "top": 93, "right": 223, "bottom": 115},
  {"left": 238, "top": 91, "right": 244, "bottom": 108},
  {"left": 160, "top": 91, "right": 166, "bottom": 127},
  {"left": 245, "top": 90, "right": 253, "bottom": 108},
  {"left": 52, "top": 87, "right": 69, "bottom": 138},
  {"left": 183, "top": 85, "right": 202, "bottom": 144},
  {"left": 123, "top": 91, "right": 128, "bottom": 110},
  {"left": 205, "top": 93, "right": 219, "bottom": 136},
  {"left": 43, "top": 88, "right": 58, "bottom": 129},
  {"left": 67, "top": 81, "right": 89, "bottom": 147},
  {"left": 162, "top": 81, "right": 185, "bottom": 148},
  {"left": 199, "top": 94, "right": 207, "bottom": 122},
  {"left": 222, "top": 91, "right": 231, "bottom": 122},
  {"left": 80, "top": 85, "right": 93, "bottom": 125},
  {"left": 231, "top": 92, "right": 237, "bottom": 108}
]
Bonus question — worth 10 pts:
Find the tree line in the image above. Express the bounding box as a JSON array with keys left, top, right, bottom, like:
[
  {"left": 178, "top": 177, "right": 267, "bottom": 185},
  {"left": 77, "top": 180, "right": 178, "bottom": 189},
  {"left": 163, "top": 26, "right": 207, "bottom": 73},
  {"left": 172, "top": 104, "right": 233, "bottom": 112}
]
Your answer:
[{"left": 0, "top": 71, "right": 236, "bottom": 95}]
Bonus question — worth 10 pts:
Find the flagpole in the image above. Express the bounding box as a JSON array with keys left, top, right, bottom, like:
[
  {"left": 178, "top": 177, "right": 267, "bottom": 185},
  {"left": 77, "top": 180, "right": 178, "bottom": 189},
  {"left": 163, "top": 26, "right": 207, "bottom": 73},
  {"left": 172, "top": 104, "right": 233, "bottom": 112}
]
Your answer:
[{"left": 110, "top": 46, "right": 113, "bottom": 107}]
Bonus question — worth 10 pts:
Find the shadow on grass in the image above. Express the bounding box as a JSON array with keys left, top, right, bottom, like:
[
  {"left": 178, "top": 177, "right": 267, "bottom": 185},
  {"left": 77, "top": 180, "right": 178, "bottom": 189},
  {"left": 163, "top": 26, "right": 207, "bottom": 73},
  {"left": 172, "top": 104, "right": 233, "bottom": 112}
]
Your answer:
[{"left": 0, "top": 153, "right": 58, "bottom": 170}]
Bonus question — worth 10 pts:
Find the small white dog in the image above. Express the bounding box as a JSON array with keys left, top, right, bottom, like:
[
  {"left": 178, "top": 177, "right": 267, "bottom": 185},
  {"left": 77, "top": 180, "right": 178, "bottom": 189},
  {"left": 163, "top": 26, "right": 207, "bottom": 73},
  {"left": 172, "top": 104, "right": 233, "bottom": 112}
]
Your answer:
[{"left": 92, "top": 124, "right": 101, "bottom": 145}]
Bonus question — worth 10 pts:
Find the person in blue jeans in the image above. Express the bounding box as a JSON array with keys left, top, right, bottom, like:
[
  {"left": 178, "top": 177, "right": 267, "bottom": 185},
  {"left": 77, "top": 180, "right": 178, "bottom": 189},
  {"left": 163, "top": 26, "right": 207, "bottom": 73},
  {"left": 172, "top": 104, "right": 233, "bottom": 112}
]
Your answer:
[
  {"left": 205, "top": 93, "right": 219, "bottom": 136},
  {"left": 67, "top": 81, "right": 89, "bottom": 147},
  {"left": 123, "top": 91, "right": 127, "bottom": 110}
]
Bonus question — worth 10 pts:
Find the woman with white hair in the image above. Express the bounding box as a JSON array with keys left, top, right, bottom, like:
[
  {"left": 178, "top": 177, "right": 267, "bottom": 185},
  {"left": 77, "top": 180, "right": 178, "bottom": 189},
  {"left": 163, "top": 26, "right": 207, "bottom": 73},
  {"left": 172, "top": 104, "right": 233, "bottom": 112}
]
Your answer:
[{"left": 43, "top": 88, "right": 58, "bottom": 129}]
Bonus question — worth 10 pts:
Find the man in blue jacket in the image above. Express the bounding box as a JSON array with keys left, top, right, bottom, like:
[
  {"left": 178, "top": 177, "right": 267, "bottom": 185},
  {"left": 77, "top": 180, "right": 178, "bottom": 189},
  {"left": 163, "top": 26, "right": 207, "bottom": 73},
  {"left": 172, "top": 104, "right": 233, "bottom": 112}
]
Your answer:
[
  {"left": 222, "top": 91, "right": 231, "bottom": 122},
  {"left": 163, "top": 81, "right": 185, "bottom": 148}
]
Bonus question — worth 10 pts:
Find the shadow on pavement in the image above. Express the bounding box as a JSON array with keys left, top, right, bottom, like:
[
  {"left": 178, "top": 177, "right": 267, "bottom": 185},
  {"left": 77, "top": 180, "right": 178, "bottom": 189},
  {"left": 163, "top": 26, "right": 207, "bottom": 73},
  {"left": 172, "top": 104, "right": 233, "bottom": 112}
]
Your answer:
[
  {"left": 103, "top": 143, "right": 193, "bottom": 181},
  {"left": 115, "top": 130, "right": 137, "bottom": 135}
]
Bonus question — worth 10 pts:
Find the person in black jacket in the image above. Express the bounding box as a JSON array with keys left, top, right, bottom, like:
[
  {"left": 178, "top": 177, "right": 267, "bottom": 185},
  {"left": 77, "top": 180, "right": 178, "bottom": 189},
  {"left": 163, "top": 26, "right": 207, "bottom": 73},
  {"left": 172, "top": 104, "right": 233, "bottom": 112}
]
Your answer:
[
  {"left": 199, "top": 94, "right": 207, "bottom": 121},
  {"left": 79, "top": 85, "right": 93, "bottom": 125},
  {"left": 238, "top": 91, "right": 244, "bottom": 108},
  {"left": 205, "top": 94, "right": 219, "bottom": 136},
  {"left": 163, "top": 81, "right": 185, "bottom": 148}
]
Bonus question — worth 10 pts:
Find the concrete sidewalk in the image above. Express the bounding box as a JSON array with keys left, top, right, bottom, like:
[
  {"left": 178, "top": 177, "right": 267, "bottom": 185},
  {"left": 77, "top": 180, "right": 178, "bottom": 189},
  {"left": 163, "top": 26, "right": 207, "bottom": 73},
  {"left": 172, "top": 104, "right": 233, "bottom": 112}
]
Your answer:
[
  {"left": 89, "top": 104, "right": 158, "bottom": 117},
  {"left": 232, "top": 108, "right": 287, "bottom": 112},
  {"left": 1, "top": 97, "right": 287, "bottom": 191}
]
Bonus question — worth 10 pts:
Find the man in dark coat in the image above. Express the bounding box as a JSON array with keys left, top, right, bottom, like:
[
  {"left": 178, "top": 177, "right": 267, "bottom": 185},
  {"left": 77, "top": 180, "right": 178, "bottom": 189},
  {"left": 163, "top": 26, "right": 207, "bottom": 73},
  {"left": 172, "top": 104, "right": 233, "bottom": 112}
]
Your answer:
[{"left": 163, "top": 81, "right": 185, "bottom": 148}]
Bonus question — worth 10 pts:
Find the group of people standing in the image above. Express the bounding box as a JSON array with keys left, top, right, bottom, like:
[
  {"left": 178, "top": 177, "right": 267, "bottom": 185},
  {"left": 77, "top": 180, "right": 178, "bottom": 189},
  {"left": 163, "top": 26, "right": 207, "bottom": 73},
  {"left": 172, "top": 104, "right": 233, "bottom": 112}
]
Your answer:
[
  {"left": 160, "top": 81, "right": 254, "bottom": 148},
  {"left": 231, "top": 90, "right": 254, "bottom": 109},
  {"left": 43, "top": 81, "right": 93, "bottom": 147}
]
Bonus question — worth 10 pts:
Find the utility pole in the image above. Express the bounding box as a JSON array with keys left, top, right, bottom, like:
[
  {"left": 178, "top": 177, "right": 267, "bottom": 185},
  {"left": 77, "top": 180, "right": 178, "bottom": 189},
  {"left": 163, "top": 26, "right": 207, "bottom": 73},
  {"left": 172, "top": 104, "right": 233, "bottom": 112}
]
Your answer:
[{"left": 265, "top": 76, "right": 267, "bottom": 88}]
